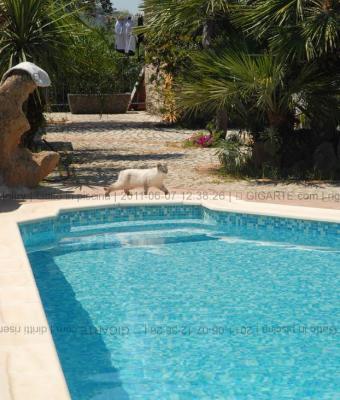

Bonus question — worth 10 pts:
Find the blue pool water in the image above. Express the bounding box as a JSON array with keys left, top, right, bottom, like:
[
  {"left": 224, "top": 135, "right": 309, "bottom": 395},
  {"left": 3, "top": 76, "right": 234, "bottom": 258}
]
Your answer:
[{"left": 21, "top": 206, "right": 340, "bottom": 399}]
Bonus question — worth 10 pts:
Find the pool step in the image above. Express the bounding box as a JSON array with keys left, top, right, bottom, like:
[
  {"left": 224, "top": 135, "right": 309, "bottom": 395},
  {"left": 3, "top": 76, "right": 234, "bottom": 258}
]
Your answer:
[
  {"left": 56, "top": 233, "right": 219, "bottom": 254},
  {"left": 67, "top": 220, "right": 217, "bottom": 237}
]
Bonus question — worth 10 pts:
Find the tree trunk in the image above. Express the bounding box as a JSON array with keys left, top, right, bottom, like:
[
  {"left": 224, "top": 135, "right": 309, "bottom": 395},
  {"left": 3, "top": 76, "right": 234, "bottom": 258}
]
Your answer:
[
  {"left": 202, "top": 21, "right": 213, "bottom": 48},
  {"left": 216, "top": 108, "right": 228, "bottom": 137}
]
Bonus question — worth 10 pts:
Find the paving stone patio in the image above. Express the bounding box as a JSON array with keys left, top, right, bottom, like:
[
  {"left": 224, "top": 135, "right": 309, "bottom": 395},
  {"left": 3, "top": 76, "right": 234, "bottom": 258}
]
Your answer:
[
  {"left": 45, "top": 111, "right": 219, "bottom": 189},
  {"left": 2, "top": 111, "right": 339, "bottom": 211}
]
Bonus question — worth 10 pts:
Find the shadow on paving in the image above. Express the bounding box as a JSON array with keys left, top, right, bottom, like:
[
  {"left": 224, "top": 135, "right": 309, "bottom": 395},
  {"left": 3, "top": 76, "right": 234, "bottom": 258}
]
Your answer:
[
  {"left": 0, "top": 149, "right": 185, "bottom": 210},
  {"left": 62, "top": 166, "right": 122, "bottom": 187},
  {"left": 64, "top": 152, "right": 185, "bottom": 187},
  {"left": 47, "top": 120, "right": 178, "bottom": 133},
  {"left": 72, "top": 150, "right": 185, "bottom": 164},
  {"left": 0, "top": 186, "right": 89, "bottom": 213},
  {"left": 0, "top": 199, "right": 23, "bottom": 213}
]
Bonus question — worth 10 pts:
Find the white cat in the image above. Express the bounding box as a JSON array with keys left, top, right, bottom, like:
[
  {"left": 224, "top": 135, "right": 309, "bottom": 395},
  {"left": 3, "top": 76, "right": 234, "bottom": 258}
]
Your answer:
[{"left": 105, "top": 164, "right": 169, "bottom": 196}]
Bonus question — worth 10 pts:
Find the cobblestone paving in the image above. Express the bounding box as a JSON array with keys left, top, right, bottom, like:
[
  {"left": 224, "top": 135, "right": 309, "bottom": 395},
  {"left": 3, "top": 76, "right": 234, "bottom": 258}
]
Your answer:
[
  {"left": 45, "top": 112, "right": 219, "bottom": 188},
  {"left": 43, "top": 112, "right": 340, "bottom": 209}
]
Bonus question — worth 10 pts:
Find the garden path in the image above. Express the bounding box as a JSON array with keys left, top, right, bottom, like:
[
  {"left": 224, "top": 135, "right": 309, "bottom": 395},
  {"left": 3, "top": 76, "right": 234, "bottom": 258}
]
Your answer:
[
  {"left": 45, "top": 111, "right": 217, "bottom": 189},
  {"left": 39, "top": 112, "right": 340, "bottom": 209}
]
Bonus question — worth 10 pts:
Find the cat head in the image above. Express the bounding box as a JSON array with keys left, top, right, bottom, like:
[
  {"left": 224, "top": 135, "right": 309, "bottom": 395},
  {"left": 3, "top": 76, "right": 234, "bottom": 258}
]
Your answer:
[{"left": 157, "top": 163, "right": 168, "bottom": 174}]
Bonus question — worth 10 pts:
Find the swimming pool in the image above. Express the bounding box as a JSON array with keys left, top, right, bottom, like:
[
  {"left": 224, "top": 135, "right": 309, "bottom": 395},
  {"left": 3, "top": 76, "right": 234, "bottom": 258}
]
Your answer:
[{"left": 20, "top": 205, "right": 340, "bottom": 399}]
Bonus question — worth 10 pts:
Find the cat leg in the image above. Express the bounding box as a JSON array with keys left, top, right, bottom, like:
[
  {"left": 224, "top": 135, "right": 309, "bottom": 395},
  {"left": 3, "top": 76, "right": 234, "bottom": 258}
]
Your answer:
[
  {"left": 105, "top": 181, "right": 123, "bottom": 196},
  {"left": 124, "top": 189, "right": 131, "bottom": 196},
  {"left": 158, "top": 184, "right": 169, "bottom": 195},
  {"left": 144, "top": 184, "right": 149, "bottom": 195},
  {"left": 104, "top": 186, "right": 114, "bottom": 196}
]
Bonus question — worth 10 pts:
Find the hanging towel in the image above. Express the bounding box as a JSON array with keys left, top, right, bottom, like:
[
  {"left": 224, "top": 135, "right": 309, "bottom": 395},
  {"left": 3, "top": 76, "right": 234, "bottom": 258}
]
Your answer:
[
  {"left": 125, "top": 18, "right": 137, "bottom": 55},
  {"left": 115, "top": 20, "right": 126, "bottom": 52}
]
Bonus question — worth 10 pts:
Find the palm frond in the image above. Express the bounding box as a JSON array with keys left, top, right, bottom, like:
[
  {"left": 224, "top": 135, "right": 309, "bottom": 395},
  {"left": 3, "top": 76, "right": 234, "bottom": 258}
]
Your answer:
[
  {"left": 177, "top": 46, "right": 339, "bottom": 130},
  {"left": 142, "top": 0, "right": 233, "bottom": 36},
  {"left": 177, "top": 49, "right": 287, "bottom": 117},
  {"left": 234, "top": 0, "right": 340, "bottom": 60}
]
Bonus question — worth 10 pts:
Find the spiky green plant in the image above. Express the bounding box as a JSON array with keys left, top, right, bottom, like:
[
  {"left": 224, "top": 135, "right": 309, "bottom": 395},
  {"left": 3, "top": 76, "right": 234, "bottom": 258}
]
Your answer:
[
  {"left": 0, "top": 0, "right": 85, "bottom": 74},
  {"left": 177, "top": 50, "right": 289, "bottom": 127},
  {"left": 66, "top": 27, "right": 141, "bottom": 94},
  {"left": 0, "top": 0, "right": 86, "bottom": 147}
]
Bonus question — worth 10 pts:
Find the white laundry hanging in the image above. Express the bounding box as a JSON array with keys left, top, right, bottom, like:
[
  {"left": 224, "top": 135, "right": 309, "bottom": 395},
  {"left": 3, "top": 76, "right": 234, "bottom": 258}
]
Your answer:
[
  {"left": 115, "top": 20, "right": 126, "bottom": 53},
  {"left": 125, "top": 18, "right": 137, "bottom": 55}
]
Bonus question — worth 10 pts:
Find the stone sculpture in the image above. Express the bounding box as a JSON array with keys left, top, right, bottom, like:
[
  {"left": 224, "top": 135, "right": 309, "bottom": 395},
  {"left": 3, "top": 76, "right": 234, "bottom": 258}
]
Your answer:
[{"left": 0, "top": 63, "right": 59, "bottom": 188}]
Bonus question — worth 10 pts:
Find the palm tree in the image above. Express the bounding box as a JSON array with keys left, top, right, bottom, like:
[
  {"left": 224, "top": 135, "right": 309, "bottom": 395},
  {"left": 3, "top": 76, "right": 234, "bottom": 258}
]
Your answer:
[
  {"left": 142, "top": 0, "right": 239, "bottom": 130},
  {"left": 142, "top": 0, "right": 339, "bottom": 176},
  {"left": 155, "top": 0, "right": 338, "bottom": 133},
  {"left": 236, "top": 0, "right": 340, "bottom": 61},
  {"left": 178, "top": 48, "right": 339, "bottom": 133},
  {"left": 143, "top": 0, "right": 230, "bottom": 35}
]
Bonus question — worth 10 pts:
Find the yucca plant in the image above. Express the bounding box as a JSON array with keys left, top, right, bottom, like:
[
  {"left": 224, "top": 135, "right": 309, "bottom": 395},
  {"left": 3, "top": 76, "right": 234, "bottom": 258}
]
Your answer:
[
  {"left": 0, "top": 0, "right": 83, "bottom": 74},
  {"left": 0, "top": 0, "right": 85, "bottom": 147}
]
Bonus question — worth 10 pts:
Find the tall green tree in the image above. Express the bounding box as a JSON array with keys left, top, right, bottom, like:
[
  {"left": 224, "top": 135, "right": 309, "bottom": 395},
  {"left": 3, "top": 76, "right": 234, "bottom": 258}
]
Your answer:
[
  {"left": 234, "top": 0, "right": 340, "bottom": 136},
  {"left": 142, "top": 0, "right": 239, "bottom": 128}
]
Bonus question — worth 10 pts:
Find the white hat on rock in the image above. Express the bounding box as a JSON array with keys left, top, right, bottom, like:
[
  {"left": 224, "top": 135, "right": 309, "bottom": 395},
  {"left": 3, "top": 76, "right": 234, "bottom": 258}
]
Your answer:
[{"left": 1, "top": 62, "right": 51, "bottom": 87}]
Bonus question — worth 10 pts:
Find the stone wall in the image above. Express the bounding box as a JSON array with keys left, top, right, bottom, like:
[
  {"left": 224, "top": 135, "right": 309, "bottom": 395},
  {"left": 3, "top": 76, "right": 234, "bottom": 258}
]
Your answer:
[{"left": 145, "top": 64, "right": 164, "bottom": 115}]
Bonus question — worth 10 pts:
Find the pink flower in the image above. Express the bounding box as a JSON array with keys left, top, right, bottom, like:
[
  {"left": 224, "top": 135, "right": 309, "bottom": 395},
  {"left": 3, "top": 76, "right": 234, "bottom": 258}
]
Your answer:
[
  {"left": 186, "top": 132, "right": 213, "bottom": 148},
  {"left": 196, "top": 134, "right": 212, "bottom": 147}
]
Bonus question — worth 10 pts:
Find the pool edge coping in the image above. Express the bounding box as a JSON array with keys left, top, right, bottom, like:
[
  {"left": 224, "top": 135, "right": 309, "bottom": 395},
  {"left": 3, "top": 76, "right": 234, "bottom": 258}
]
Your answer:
[{"left": 1, "top": 195, "right": 340, "bottom": 399}]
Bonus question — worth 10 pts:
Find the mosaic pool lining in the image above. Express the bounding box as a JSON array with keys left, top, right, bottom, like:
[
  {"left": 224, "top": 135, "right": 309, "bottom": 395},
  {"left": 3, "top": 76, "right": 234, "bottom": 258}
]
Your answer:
[{"left": 19, "top": 204, "right": 340, "bottom": 251}]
